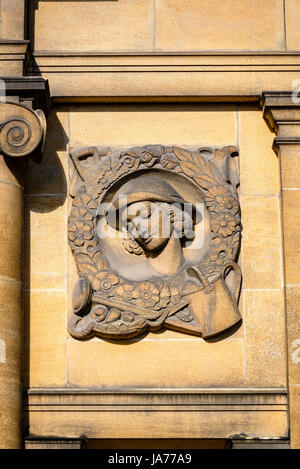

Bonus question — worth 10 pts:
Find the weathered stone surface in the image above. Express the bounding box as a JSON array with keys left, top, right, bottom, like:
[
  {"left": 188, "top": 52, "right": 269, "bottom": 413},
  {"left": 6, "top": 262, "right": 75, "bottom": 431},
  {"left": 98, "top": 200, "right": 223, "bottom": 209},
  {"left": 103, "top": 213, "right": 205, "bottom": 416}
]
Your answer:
[
  {"left": 279, "top": 145, "right": 300, "bottom": 189},
  {"left": 238, "top": 106, "right": 280, "bottom": 195},
  {"left": 0, "top": 181, "right": 23, "bottom": 282},
  {"left": 0, "top": 0, "right": 25, "bottom": 40},
  {"left": 24, "top": 196, "right": 67, "bottom": 290},
  {"left": 24, "top": 290, "right": 67, "bottom": 388},
  {"left": 68, "top": 338, "right": 244, "bottom": 387},
  {"left": 290, "top": 385, "right": 300, "bottom": 449},
  {"left": 286, "top": 287, "right": 300, "bottom": 386},
  {"left": 282, "top": 190, "right": 300, "bottom": 285},
  {"left": 26, "top": 388, "right": 288, "bottom": 440},
  {"left": 25, "top": 110, "right": 68, "bottom": 196},
  {"left": 243, "top": 290, "right": 286, "bottom": 386},
  {"left": 69, "top": 104, "right": 237, "bottom": 148},
  {"left": 33, "top": 0, "right": 155, "bottom": 52},
  {"left": 156, "top": 0, "right": 284, "bottom": 51},
  {"left": 285, "top": 0, "right": 300, "bottom": 50},
  {"left": 240, "top": 195, "right": 282, "bottom": 289}
]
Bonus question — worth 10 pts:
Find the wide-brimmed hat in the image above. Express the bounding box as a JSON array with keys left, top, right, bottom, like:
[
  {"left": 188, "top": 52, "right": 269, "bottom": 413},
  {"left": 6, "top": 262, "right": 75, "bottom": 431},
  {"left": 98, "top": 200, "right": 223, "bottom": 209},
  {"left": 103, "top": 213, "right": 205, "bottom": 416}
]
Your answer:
[{"left": 100, "top": 175, "right": 200, "bottom": 229}]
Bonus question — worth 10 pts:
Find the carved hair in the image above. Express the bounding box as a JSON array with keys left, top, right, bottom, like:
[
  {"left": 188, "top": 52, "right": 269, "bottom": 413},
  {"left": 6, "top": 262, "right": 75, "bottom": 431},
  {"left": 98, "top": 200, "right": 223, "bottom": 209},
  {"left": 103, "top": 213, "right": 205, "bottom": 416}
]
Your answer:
[{"left": 121, "top": 229, "right": 145, "bottom": 256}]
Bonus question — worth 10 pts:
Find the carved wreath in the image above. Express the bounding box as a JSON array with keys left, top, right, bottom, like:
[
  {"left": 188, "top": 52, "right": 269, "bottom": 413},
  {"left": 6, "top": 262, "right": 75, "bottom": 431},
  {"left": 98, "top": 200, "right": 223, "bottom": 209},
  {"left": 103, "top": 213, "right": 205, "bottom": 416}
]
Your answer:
[{"left": 68, "top": 145, "right": 241, "bottom": 339}]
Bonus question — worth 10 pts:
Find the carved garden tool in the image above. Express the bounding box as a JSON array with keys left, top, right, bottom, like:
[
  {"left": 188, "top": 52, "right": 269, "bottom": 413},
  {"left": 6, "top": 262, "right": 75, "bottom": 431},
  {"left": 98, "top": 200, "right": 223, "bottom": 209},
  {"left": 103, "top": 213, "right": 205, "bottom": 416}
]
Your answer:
[
  {"left": 70, "top": 276, "right": 189, "bottom": 339},
  {"left": 179, "top": 262, "right": 242, "bottom": 338}
]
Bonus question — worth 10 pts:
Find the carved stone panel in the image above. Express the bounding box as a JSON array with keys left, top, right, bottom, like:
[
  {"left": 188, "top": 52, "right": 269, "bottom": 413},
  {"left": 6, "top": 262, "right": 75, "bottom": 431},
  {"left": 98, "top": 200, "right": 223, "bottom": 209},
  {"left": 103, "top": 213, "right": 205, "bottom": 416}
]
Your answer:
[{"left": 68, "top": 144, "right": 242, "bottom": 340}]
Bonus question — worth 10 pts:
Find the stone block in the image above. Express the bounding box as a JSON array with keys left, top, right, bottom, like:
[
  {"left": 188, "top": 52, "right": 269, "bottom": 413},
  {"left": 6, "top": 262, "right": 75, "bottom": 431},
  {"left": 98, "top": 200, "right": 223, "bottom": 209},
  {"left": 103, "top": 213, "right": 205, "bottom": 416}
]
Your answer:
[
  {"left": 243, "top": 290, "right": 286, "bottom": 386},
  {"left": 156, "top": 0, "right": 284, "bottom": 51},
  {"left": 241, "top": 195, "right": 282, "bottom": 289}
]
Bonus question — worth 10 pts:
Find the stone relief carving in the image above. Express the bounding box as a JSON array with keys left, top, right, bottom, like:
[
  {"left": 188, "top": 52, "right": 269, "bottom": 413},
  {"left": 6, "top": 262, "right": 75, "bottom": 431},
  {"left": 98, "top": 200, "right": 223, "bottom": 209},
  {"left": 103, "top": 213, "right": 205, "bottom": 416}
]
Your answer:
[{"left": 68, "top": 144, "right": 242, "bottom": 340}]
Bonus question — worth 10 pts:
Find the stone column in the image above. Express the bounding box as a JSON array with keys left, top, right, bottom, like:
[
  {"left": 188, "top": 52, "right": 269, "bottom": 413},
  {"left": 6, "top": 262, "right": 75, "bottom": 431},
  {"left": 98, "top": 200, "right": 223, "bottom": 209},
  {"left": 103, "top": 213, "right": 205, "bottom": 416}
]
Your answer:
[
  {"left": 262, "top": 92, "right": 300, "bottom": 449},
  {"left": 0, "top": 101, "right": 46, "bottom": 449}
]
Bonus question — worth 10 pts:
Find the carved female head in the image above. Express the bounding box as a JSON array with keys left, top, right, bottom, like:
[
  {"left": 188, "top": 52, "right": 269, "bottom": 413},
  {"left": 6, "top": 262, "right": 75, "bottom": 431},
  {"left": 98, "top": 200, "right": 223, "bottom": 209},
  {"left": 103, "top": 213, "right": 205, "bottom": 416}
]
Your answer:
[{"left": 104, "top": 175, "right": 196, "bottom": 256}]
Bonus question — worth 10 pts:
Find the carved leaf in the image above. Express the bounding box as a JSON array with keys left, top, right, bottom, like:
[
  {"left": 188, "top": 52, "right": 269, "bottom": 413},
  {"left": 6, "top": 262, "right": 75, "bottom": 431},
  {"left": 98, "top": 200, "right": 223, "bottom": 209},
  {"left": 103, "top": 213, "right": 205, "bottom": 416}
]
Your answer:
[
  {"left": 193, "top": 151, "right": 208, "bottom": 171},
  {"left": 175, "top": 147, "right": 225, "bottom": 190},
  {"left": 78, "top": 263, "right": 98, "bottom": 275},
  {"left": 231, "top": 232, "right": 240, "bottom": 249},
  {"left": 206, "top": 159, "right": 225, "bottom": 185},
  {"left": 193, "top": 175, "right": 214, "bottom": 190},
  {"left": 180, "top": 161, "right": 198, "bottom": 178},
  {"left": 76, "top": 253, "right": 91, "bottom": 264},
  {"left": 94, "top": 252, "right": 107, "bottom": 271},
  {"left": 172, "top": 146, "right": 194, "bottom": 162}
]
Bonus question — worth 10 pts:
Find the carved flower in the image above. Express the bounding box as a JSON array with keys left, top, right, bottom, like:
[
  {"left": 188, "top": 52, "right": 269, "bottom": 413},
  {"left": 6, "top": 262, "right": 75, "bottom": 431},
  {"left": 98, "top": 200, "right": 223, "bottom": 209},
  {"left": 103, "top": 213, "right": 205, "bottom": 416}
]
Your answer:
[
  {"left": 91, "top": 271, "right": 119, "bottom": 293},
  {"left": 71, "top": 206, "right": 94, "bottom": 221},
  {"left": 115, "top": 283, "right": 140, "bottom": 302},
  {"left": 73, "top": 192, "right": 93, "bottom": 208},
  {"left": 224, "top": 197, "right": 239, "bottom": 214},
  {"left": 121, "top": 153, "right": 140, "bottom": 171},
  {"left": 210, "top": 238, "right": 235, "bottom": 266},
  {"left": 210, "top": 213, "right": 236, "bottom": 237},
  {"left": 122, "top": 311, "right": 135, "bottom": 323},
  {"left": 170, "top": 287, "right": 181, "bottom": 306},
  {"left": 69, "top": 221, "right": 94, "bottom": 247},
  {"left": 201, "top": 256, "right": 221, "bottom": 274},
  {"left": 115, "top": 282, "right": 179, "bottom": 311},
  {"left": 140, "top": 151, "right": 158, "bottom": 167},
  {"left": 153, "top": 284, "right": 171, "bottom": 310},
  {"left": 160, "top": 153, "right": 178, "bottom": 170},
  {"left": 136, "top": 281, "right": 160, "bottom": 308},
  {"left": 205, "top": 186, "right": 239, "bottom": 214},
  {"left": 80, "top": 239, "right": 99, "bottom": 257}
]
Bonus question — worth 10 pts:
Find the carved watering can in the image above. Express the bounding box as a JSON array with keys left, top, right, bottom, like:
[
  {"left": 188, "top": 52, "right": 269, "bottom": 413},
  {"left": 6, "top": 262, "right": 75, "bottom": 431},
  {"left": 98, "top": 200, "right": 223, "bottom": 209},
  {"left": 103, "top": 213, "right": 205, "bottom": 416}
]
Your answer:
[{"left": 181, "top": 262, "right": 242, "bottom": 338}]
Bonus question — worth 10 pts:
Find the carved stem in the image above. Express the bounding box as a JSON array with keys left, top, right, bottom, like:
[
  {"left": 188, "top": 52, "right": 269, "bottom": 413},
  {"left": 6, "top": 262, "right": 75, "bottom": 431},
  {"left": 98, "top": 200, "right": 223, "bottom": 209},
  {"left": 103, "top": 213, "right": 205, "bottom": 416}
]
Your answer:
[{"left": 92, "top": 294, "right": 188, "bottom": 320}]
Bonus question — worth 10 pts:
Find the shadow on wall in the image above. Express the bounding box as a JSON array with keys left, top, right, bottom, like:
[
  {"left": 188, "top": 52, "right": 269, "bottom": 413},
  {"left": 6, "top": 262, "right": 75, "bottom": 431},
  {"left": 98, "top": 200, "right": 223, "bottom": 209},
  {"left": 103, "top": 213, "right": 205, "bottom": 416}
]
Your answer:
[
  {"left": 23, "top": 109, "right": 69, "bottom": 393},
  {"left": 24, "top": 109, "right": 68, "bottom": 205}
]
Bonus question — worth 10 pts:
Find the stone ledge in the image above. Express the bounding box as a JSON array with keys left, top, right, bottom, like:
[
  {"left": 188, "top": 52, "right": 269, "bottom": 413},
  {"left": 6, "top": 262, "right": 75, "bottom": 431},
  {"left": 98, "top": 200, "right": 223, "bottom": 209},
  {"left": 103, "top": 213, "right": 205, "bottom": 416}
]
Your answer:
[
  {"left": 0, "top": 77, "right": 51, "bottom": 115},
  {"left": 24, "top": 387, "right": 289, "bottom": 439},
  {"left": 29, "top": 53, "right": 300, "bottom": 100},
  {"left": 25, "top": 387, "right": 288, "bottom": 412},
  {"left": 231, "top": 439, "right": 290, "bottom": 449},
  {"left": 24, "top": 438, "right": 86, "bottom": 450},
  {"left": 0, "top": 41, "right": 31, "bottom": 77}
]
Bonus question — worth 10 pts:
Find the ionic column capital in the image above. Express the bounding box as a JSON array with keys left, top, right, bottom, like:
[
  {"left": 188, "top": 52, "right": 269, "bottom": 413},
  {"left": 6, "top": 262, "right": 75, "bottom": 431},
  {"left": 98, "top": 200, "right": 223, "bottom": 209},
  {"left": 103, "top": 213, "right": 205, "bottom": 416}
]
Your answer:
[{"left": 0, "top": 101, "right": 46, "bottom": 162}]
